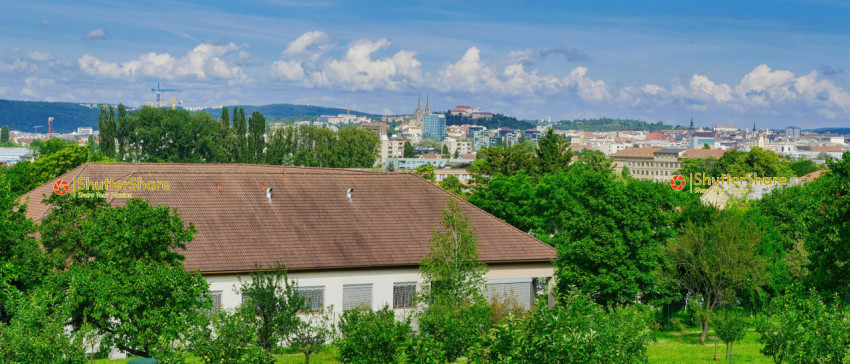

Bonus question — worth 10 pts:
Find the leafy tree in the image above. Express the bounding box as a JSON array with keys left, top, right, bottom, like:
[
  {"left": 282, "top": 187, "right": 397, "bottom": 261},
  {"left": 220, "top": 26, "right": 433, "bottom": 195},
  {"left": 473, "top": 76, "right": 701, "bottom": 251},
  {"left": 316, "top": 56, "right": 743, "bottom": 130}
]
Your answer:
[
  {"left": 621, "top": 164, "right": 631, "bottom": 178},
  {"left": 726, "top": 147, "right": 794, "bottom": 178},
  {"left": 220, "top": 106, "right": 230, "bottom": 129},
  {"left": 416, "top": 138, "right": 444, "bottom": 150},
  {"left": 471, "top": 290, "right": 655, "bottom": 363},
  {"left": 97, "top": 104, "right": 116, "bottom": 157},
  {"left": 703, "top": 143, "right": 710, "bottom": 149},
  {"left": 441, "top": 144, "right": 450, "bottom": 158},
  {"left": 576, "top": 150, "right": 613, "bottom": 174},
  {"left": 238, "top": 265, "right": 305, "bottom": 353},
  {"left": 453, "top": 148, "right": 460, "bottom": 159},
  {"left": 536, "top": 128, "right": 572, "bottom": 175},
  {"left": 801, "top": 152, "right": 850, "bottom": 297},
  {"left": 0, "top": 125, "right": 8, "bottom": 143},
  {"left": 291, "top": 308, "right": 334, "bottom": 364},
  {"left": 417, "top": 200, "right": 491, "bottom": 362},
  {"left": 403, "top": 141, "right": 416, "bottom": 158},
  {"left": 116, "top": 104, "right": 128, "bottom": 160},
  {"left": 663, "top": 208, "right": 769, "bottom": 344},
  {"left": 755, "top": 288, "right": 850, "bottom": 363},
  {"left": 439, "top": 175, "right": 464, "bottom": 196},
  {"left": 337, "top": 306, "right": 413, "bottom": 364},
  {"left": 191, "top": 309, "right": 274, "bottom": 364},
  {"left": 713, "top": 308, "right": 748, "bottom": 363},
  {"left": 471, "top": 166, "right": 695, "bottom": 305},
  {"left": 40, "top": 195, "right": 209, "bottom": 359},
  {"left": 386, "top": 160, "right": 395, "bottom": 171},
  {"left": 235, "top": 107, "right": 248, "bottom": 162},
  {"left": 248, "top": 111, "right": 266, "bottom": 163},
  {"left": 415, "top": 164, "right": 436, "bottom": 182},
  {"left": 468, "top": 144, "right": 536, "bottom": 181},
  {"left": 333, "top": 126, "right": 380, "bottom": 168},
  {"left": 788, "top": 159, "right": 819, "bottom": 177}
]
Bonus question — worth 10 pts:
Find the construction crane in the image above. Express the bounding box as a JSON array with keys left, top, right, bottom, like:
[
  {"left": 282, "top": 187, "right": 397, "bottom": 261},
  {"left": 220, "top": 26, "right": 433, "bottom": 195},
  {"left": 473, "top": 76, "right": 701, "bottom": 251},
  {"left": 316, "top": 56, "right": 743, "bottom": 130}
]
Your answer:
[{"left": 151, "top": 82, "right": 182, "bottom": 103}]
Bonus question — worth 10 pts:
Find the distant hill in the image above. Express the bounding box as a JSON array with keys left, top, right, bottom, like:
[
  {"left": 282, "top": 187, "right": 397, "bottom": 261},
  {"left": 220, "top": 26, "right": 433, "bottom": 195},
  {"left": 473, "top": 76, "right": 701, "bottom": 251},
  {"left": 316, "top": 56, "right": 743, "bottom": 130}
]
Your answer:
[
  {"left": 807, "top": 127, "right": 850, "bottom": 135},
  {"left": 0, "top": 99, "right": 101, "bottom": 133},
  {"left": 199, "top": 104, "right": 377, "bottom": 118},
  {"left": 556, "top": 118, "right": 683, "bottom": 132}
]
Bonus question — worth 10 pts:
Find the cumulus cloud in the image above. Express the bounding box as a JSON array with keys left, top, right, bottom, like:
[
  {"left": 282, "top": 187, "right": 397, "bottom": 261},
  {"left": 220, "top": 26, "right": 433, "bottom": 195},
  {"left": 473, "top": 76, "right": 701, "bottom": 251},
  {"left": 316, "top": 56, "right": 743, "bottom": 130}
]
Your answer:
[
  {"left": 82, "top": 28, "right": 108, "bottom": 41},
  {"left": 282, "top": 31, "right": 334, "bottom": 62},
  {"left": 436, "top": 47, "right": 503, "bottom": 93},
  {"left": 78, "top": 42, "right": 247, "bottom": 82},
  {"left": 540, "top": 45, "right": 590, "bottom": 62}
]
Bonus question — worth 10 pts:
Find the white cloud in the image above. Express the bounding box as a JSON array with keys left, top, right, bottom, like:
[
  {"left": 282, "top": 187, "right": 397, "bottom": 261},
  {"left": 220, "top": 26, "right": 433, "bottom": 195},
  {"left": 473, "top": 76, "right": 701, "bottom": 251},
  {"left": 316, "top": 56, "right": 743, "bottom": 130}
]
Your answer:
[
  {"left": 564, "top": 66, "right": 610, "bottom": 101},
  {"left": 82, "top": 28, "right": 107, "bottom": 41},
  {"left": 22, "top": 77, "right": 55, "bottom": 97},
  {"left": 687, "top": 74, "right": 733, "bottom": 103},
  {"left": 436, "top": 47, "right": 502, "bottom": 93},
  {"left": 282, "top": 31, "right": 333, "bottom": 62},
  {"left": 270, "top": 60, "right": 304, "bottom": 80},
  {"left": 641, "top": 84, "right": 665, "bottom": 95},
  {"left": 78, "top": 42, "right": 247, "bottom": 82}
]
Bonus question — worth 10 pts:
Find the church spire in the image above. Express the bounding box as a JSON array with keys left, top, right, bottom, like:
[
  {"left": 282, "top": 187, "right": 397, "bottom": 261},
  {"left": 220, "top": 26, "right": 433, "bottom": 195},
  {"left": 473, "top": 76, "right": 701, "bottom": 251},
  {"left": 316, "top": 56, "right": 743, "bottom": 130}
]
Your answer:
[{"left": 425, "top": 92, "right": 430, "bottom": 114}]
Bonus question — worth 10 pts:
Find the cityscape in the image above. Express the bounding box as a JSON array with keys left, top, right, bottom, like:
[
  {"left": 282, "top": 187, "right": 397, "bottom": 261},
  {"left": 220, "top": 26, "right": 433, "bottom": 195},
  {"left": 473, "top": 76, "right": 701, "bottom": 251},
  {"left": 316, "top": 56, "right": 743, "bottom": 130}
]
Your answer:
[{"left": 1, "top": 1, "right": 849, "bottom": 363}]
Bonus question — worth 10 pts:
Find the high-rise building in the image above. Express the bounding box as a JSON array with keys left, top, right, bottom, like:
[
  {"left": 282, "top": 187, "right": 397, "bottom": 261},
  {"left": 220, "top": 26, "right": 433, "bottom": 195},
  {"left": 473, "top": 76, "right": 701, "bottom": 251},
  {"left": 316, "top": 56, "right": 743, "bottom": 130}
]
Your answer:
[
  {"left": 423, "top": 113, "right": 446, "bottom": 141},
  {"left": 785, "top": 126, "right": 801, "bottom": 140}
]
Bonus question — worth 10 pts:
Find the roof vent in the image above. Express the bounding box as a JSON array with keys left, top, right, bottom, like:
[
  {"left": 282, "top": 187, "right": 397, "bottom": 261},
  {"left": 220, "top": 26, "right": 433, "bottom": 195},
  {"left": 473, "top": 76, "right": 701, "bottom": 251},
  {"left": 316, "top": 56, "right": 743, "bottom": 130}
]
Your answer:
[
  {"left": 216, "top": 182, "right": 221, "bottom": 190},
  {"left": 266, "top": 187, "right": 273, "bottom": 202},
  {"left": 346, "top": 188, "right": 354, "bottom": 202}
]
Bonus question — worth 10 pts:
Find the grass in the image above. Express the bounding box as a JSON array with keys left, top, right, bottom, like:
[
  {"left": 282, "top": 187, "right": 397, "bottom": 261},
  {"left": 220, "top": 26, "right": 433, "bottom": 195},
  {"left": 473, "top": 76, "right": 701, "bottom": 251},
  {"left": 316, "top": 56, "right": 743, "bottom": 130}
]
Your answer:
[
  {"left": 648, "top": 328, "right": 771, "bottom": 363},
  {"left": 92, "top": 346, "right": 342, "bottom": 364}
]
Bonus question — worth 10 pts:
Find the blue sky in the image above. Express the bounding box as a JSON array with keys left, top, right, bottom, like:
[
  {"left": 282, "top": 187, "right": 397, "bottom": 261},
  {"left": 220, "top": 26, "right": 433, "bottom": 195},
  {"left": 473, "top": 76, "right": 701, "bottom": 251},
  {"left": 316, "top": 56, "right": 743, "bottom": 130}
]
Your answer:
[{"left": 1, "top": 0, "right": 848, "bottom": 129}]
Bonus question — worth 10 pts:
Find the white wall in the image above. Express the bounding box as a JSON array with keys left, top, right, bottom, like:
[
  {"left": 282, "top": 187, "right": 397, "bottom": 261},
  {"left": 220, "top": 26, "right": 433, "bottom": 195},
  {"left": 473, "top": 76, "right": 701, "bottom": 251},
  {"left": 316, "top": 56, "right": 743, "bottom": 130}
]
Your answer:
[{"left": 206, "top": 262, "right": 554, "bottom": 320}]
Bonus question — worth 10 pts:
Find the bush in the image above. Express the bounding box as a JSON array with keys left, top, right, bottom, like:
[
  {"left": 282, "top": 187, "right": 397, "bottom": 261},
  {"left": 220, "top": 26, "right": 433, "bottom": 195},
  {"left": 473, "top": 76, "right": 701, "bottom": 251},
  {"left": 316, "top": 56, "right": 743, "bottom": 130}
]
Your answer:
[
  {"left": 471, "top": 291, "right": 656, "bottom": 363},
  {"left": 336, "top": 306, "right": 412, "bottom": 364},
  {"left": 713, "top": 308, "right": 748, "bottom": 363},
  {"left": 191, "top": 310, "right": 273, "bottom": 364},
  {"left": 488, "top": 292, "right": 526, "bottom": 325},
  {"left": 755, "top": 288, "right": 850, "bottom": 363},
  {"left": 417, "top": 301, "right": 492, "bottom": 362}
]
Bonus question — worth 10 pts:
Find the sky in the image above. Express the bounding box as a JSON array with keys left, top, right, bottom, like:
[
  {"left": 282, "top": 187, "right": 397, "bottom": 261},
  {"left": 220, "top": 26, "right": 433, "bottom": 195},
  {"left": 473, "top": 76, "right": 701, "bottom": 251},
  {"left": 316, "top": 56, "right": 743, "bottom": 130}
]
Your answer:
[{"left": 1, "top": 0, "right": 848, "bottom": 129}]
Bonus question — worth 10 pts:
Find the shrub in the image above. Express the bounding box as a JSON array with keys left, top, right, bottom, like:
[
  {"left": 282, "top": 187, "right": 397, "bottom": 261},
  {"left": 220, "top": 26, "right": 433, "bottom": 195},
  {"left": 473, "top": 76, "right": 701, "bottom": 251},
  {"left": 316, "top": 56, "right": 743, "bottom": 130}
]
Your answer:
[
  {"left": 713, "top": 308, "right": 748, "bottom": 363},
  {"left": 191, "top": 310, "right": 273, "bottom": 364},
  {"left": 336, "top": 306, "right": 412, "bottom": 364}
]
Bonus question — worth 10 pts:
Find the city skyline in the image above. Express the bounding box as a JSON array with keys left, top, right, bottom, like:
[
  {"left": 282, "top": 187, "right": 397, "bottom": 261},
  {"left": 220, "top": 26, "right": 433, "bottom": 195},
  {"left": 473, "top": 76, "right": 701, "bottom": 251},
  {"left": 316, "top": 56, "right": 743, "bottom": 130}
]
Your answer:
[{"left": 1, "top": 0, "right": 848, "bottom": 128}]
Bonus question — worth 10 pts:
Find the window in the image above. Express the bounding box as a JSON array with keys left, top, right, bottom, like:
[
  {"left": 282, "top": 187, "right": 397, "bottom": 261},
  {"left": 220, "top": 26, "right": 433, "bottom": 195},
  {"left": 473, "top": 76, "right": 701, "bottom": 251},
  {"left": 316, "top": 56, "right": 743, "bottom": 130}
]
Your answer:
[
  {"left": 486, "top": 279, "right": 533, "bottom": 310},
  {"left": 393, "top": 282, "right": 416, "bottom": 309},
  {"left": 211, "top": 290, "right": 222, "bottom": 312},
  {"left": 343, "top": 283, "right": 373, "bottom": 310},
  {"left": 297, "top": 286, "right": 325, "bottom": 312}
]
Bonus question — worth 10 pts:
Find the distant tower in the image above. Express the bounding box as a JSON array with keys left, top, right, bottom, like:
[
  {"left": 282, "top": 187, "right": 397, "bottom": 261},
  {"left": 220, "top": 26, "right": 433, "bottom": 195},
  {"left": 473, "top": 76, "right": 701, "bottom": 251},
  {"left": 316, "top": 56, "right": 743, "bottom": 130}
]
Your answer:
[
  {"left": 425, "top": 92, "right": 430, "bottom": 115},
  {"left": 687, "top": 108, "right": 695, "bottom": 147},
  {"left": 412, "top": 93, "right": 423, "bottom": 127}
]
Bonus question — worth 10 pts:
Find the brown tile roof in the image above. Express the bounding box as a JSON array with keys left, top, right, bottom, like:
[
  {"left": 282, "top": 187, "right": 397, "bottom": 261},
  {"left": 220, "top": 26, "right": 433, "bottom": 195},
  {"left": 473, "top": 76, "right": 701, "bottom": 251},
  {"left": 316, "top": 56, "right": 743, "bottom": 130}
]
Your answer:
[
  {"left": 681, "top": 149, "right": 726, "bottom": 159},
  {"left": 611, "top": 147, "right": 661, "bottom": 158},
  {"left": 812, "top": 146, "right": 843, "bottom": 152},
  {"left": 21, "top": 163, "right": 555, "bottom": 274},
  {"left": 799, "top": 169, "right": 827, "bottom": 183}
]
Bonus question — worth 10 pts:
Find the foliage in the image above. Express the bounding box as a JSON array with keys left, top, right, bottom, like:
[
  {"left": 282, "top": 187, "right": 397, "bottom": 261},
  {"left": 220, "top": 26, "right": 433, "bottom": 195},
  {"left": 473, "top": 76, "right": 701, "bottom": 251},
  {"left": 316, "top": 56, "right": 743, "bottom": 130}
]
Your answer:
[
  {"left": 336, "top": 306, "right": 412, "bottom": 364},
  {"left": 557, "top": 117, "right": 678, "bottom": 131},
  {"left": 445, "top": 111, "right": 534, "bottom": 130},
  {"left": 417, "top": 199, "right": 491, "bottom": 362},
  {"left": 248, "top": 111, "right": 266, "bottom": 163},
  {"left": 754, "top": 288, "right": 850, "bottom": 363},
  {"left": 471, "top": 291, "right": 656, "bottom": 363},
  {"left": 663, "top": 207, "right": 769, "bottom": 344},
  {"left": 788, "top": 159, "right": 819, "bottom": 177},
  {"left": 403, "top": 141, "right": 416, "bottom": 158},
  {"left": 439, "top": 175, "right": 465, "bottom": 196},
  {"left": 576, "top": 149, "right": 614, "bottom": 174},
  {"left": 265, "top": 124, "right": 379, "bottom": 168},
  {"left": 441, "top": 144, "right": 450, "bottom": 157},
  {"left": 238, "top": 265, "right": 305, "bottom": 353},
  {"left": 415, "top": 164, "right": 436, "bottom": 182},
  {"left": 3, "top": 143, "right": 91, "bottom": 197},
  {"left": 290, "top": 307, "right": 334, "bottom": 364},
  {"left": 0, "top": 125, "right": 8, "bottom": 143},
  {"left": 191, "top": 309, "right": 274, "bottom": 364},
  {"left": 536, "top": 128, "right": 573, "bottom": 175},
  {"left": 468, "top": 144, "right": 537, "bottom": 181},
  {"left": 0, "top": 99, "right": 100, "bottom": 133},
  {"left": 470, "top": 166, "right": 695, "bottom": 305},
  {"left": 0, "top": 283, "right": 90, "bottom": 364},
  {"left": 98, "top": 105, "right": 116, "bottom": 157},
  {"left": 415, "top": 138, "right": 443, "bottom": 150},
  {"left": 676, "top": 148, "right": 793, "bottom": 179},
  {"left": 39, "top": 195, "right": 208, "bottom": 359},
  {"left": 713, "top": 308, "right": 748, "bottom": 363}
]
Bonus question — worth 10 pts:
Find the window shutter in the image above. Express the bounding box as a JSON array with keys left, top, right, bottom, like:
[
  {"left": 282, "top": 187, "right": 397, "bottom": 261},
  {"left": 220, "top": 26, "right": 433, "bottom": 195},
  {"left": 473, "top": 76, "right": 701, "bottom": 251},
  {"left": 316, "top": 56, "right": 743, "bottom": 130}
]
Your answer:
[{"left": 343, "top": 283, "right": 373, "bottom": 310}]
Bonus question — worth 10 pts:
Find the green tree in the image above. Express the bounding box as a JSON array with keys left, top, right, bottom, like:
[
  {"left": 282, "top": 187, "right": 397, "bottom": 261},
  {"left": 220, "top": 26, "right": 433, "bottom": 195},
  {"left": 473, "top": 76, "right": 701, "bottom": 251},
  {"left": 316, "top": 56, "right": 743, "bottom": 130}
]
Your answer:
[
  {"left": 788, "top": 159, "right": 819, "bottom": 177},
  {"left": 471, "top": 290, "right": 655, "bottom": 363},
  {"left": 468, "top": 144, "right": 536, "bottom": 182},
  {"left": 334, "top": 126, "right": 379, "bottom": 168},
  {"left": 403, "top": 141, "right": 416, "bottom": 158},
  {"left": 663, "top": 208, "right": 769, "bottom": 344},
  {"left": 576, "top": 150, "right": 613, "bottom": 174},
  {"left": 453, "top": 148, "right": 460, "bottom": 159},
  {"left": 97, "top": 104, "right": 116, "bottom": 157},
  {"left": 0, "top": 125, "right": 8, "bottom": 143},
  {"left": 116, "top": 103, "right": 127, "bottom": 160},
  {"left": 439, "top": 175, "right": 465, "bottom": 196},
  {"left": 337, "top": 306, "right": 413, "bottom": 364},
  {"left": 235, "top": 107, "right": 248, "bottom": 162},
  {"left": 755, "top": 288, "right": 850, "bottom": 363},
  {"left": 415, "top": 164, "right": 436, "bottom": 182},
  {"left": 726, "top": 147, "right": 794, "bottom": 178},
  {"left": 417, "top": 200, "right": 491, "bottom": 362},
  {"left": 40, "top": 195, "right": 209, "bottom": 359},
  {"left": 221, "top": 106, "right": 230, "bottom": 129},
  {"left": 248, "top": 111, "right": 266, "bottom": 163},
  {"left": 191, "top": 309, "right": 274, "bottom": 364},
  {"left": 442, "top": 144, "right": 450, "bottom": 158},
  {"left": 416, "top": 139, "right": 443, "bottom": 150},
  {"left": 291, "top": 307, "right": 334, "bottom": 364},
  {"left": 703, "top": 143, "right": 710, "bottom": 149},
  {"left": 536, "top": 128, "right": 572, "bottom": 175},
  {"left": 713, "top": 308, "right": 748, "bottom": 363},
  {"left": 238, "top": 265, "right": 305, "bottom": 353}
]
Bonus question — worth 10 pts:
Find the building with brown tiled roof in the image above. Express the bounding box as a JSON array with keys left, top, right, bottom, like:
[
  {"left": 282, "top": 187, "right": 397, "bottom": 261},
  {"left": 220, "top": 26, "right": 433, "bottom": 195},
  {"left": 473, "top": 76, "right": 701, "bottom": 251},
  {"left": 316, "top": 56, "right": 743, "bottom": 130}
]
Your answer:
[
  {"left": 611, "top": 147, "right": 728, "bottom": 183},
  {"left": 21, "top": 163, "right": 556, "bottom": 314}
]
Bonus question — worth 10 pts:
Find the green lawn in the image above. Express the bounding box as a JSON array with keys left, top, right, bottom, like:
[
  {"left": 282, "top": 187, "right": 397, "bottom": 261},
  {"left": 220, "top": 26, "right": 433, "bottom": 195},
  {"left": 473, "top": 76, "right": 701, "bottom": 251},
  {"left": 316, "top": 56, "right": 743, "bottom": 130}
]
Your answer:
[{"left": 648, "top": 328, "right": 771, "bottom": 363}]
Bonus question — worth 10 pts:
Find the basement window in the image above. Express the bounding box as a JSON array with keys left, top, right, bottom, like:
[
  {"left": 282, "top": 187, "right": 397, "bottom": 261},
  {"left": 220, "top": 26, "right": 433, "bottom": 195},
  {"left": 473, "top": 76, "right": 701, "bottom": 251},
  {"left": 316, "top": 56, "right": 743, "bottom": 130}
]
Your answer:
[
  {"left": 393, "top": 282, "right": 416, "bottom": 309},
  {"left": 297, "top": 286, "right": 325, "bottom": 313},
  {"left": 343, "top": 283, "right": 373, "bottom": 311}
]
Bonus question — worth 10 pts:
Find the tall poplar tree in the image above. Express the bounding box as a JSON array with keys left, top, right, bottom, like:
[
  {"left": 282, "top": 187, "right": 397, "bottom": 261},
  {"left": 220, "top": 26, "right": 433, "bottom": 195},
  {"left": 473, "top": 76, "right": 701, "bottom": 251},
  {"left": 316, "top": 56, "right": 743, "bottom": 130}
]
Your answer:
[
  {"left": 97, "top": 105, "right": 116, "bottom": 158},
  {"left": 0, "top": 125, "right": 9, "bottom": 143},
  {"left": 234, "top": 107, "right": 248, "bottom": 162},
  {"left": 247, "top": 111, "right": 266, "bottom": 163},
  {"left": 220, "top": 107, "right": 230, "bottom": 130}
]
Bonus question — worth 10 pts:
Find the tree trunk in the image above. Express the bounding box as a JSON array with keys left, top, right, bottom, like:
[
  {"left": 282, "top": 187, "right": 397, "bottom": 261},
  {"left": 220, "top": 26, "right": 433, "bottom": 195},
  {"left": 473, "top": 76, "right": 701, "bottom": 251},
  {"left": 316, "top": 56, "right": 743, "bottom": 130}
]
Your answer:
[
  {"left": 700, "top": 320, "right": 709, "bottom": 345},
  {"left": 729, "top": 342, "right": 733, "bottom": 364},
  {"left": 304, "top": 352, "right": 310, "bottom": 364}
]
